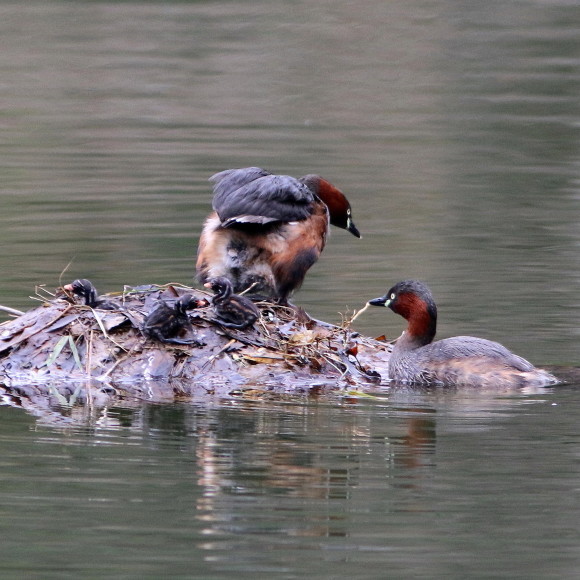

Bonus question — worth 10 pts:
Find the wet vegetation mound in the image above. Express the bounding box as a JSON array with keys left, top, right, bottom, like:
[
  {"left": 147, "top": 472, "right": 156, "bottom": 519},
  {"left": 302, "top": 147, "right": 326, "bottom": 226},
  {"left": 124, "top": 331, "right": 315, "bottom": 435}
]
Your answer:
[{"left": 0, "top": 283, "right": 390, "bottom": 407}]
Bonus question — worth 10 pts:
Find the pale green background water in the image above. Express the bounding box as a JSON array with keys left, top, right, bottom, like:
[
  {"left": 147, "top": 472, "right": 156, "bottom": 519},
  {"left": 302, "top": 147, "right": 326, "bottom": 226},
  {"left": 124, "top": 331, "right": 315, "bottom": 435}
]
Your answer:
[{"left": 1, "top": 1, "right": 580, "bottom": 577}]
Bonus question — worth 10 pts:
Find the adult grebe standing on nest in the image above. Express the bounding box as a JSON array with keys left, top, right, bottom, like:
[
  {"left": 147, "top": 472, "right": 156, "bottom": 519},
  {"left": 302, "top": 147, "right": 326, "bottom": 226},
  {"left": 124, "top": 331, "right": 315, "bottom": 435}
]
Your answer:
[{"left": 196, "top": 167, "right": 360, "bottom": 305}]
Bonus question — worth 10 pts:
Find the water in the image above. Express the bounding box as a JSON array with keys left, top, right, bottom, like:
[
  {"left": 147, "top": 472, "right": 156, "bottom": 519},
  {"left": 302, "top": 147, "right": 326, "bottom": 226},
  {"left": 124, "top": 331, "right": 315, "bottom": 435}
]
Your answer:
[
  {"left": 1, "top": 0, "right": 580, "bottom": 577},
  {"left": 2, "top": 390, "right": 580, "bottom": 578}
]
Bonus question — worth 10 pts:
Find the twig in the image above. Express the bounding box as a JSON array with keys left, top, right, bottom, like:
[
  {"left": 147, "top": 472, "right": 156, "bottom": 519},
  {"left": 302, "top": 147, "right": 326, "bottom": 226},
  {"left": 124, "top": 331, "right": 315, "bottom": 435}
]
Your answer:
[
  {"left": 86, "top": 329, "right": 93, "bottom": 377},
  {"left": 0, "top": 305, "right": 24, "bottom": 316},
  {"left": 239, "top": 282, "right": 258, "bottom": 296},
  {"left": 58, "top": 258, "right": 76, "bottom": 287},
  {"left": 35, "top": 285, "right": 56, "bottom": 299},
  {"left": 348, "top": 302, "right": 371, "bottom": 325},
  {"left": 86, "top": 330, "right": 94, "bottom": 413},
  {"left": 199, "top": 338, "right": 237, "bottom": 372},
  {"left": 91, "top": 309, "right": 127, "bottom": 352},
  {"left": 98, "top": 343, "right": 141, "bottom": 379}
]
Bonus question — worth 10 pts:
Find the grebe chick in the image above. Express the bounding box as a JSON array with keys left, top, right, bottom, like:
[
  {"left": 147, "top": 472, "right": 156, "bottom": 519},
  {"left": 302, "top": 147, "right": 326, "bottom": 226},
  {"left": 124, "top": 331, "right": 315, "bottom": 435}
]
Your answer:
[
  {"left": 368, "top": 280, "right": 558, "bottom": 388},
  {"left": 204, "top": 277, "right": 260, "bottom": 330},
  {"left": 143, "top": 294, "right": 204, "bottom": 345},
  {"left": 63, "top": 279, "right": 119, "bottom": 310},
  {"left": 196, "top": 167, "right": 360, "bottom": 305}
]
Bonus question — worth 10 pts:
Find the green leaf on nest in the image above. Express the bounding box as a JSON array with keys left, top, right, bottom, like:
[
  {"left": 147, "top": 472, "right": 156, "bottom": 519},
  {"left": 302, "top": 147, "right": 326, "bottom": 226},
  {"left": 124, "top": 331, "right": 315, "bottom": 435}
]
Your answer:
[{"left": 43, "top": 335, "right": 83, "bottom": 371}]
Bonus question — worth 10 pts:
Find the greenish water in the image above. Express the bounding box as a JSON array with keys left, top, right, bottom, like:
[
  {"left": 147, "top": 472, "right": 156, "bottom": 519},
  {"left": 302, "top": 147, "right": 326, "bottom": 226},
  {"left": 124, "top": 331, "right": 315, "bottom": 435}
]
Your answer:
[
  {"left": 1, "top": 1, "right": 580, "bottom": 577},
  {"left": 2, "top": 390, "right": 580, "bottom": 579}
]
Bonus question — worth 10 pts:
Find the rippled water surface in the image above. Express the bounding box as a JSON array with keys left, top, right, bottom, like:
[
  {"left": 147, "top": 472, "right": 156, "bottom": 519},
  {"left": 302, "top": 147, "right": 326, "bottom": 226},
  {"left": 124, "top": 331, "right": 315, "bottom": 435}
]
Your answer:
[
  {"left": 1, "top": 1, "right": 580, "bottom": 577},
  {"left": 3, "top": 390, "right": 580, "bottom": 579}
]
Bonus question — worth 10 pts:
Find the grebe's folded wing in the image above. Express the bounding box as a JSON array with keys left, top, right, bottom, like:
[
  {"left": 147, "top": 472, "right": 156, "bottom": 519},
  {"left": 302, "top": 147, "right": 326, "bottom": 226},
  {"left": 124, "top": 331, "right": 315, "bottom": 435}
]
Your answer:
[
  {"left": 210, "top": 167, "right": 315, "bottom": 225},
  {"left": 423, "top": 336, "right": 536, "bottom": 371}
]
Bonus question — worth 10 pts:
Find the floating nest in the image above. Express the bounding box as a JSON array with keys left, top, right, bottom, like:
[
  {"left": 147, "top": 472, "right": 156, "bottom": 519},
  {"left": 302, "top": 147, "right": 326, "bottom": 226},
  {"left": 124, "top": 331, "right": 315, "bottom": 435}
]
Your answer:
[{"left": 0, "top": 283, "right": 392, "bottom": 414}]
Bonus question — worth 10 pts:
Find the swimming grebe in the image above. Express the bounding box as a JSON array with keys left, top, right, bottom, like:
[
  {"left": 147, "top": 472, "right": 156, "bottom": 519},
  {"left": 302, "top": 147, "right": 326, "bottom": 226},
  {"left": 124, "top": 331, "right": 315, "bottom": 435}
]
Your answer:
[
  {"left": 368, "top": 280, "right": 558, "bottom": 388},
  {"left": 196, "top": 167, "right": 360, "bottom": 304},
  {"left": 143, "top": 294, "right": 204, "bottom": 345},
  {"left": 63, "top": 279, "right": 119, "bottom": 310},
  {"left": 204, "top": 276, "right": 260, "bottom": 330}
]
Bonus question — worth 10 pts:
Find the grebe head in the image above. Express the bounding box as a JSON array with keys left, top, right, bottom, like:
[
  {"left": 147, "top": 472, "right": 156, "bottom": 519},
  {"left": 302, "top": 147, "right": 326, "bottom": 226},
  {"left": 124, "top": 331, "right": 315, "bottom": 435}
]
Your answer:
[
  {"left": 369, "top": 280, "right": 437, "bottom": 346},
  {"left": 300, "top": 174, "right": 361, "bottom": 238},
  {"left": 64, "top": 279, "right": 98, "bottom": 306},
  {"left": 204, "top": 277, "right": 234, "bottom": 302},
  {"left": 175, "top": 294, "right": 199, "bottom": 314}
]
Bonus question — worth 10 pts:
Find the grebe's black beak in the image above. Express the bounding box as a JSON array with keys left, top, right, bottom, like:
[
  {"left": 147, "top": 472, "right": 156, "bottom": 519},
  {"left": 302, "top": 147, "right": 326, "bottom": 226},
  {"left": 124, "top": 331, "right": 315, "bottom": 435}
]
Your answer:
[
  {"left": 368, "top": 295, "right": 388, "bottom": 307},
  {"left": 347, "top": 218, "right": 361, "bottom": 239}
]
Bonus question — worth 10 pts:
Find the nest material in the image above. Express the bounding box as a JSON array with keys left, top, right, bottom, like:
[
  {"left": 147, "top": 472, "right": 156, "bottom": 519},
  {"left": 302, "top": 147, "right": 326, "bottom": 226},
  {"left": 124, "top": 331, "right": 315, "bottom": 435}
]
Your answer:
[{"left": 0, "top": 283, "right": 392, "bottom": 405}]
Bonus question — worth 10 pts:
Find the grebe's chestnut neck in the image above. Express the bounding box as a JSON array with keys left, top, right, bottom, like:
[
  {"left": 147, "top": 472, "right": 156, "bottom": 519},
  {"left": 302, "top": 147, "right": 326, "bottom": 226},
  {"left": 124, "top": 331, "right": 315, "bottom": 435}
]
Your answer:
[
  {"left": 369, "top": 280, "right": 436, "bottom": 347},
  {"left": 300, "top": 174, "right": 360, "bottom": 238}
]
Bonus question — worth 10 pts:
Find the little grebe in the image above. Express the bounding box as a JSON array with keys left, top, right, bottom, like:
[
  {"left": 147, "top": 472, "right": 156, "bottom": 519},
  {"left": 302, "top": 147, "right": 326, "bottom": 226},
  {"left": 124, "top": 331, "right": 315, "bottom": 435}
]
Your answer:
[
  {"left": 368, "top": 280, "right": 558, "bottom": 388},
  {"left": 63, "top": 279, "right": 119, "bottom": 310},
  {"left": 196, "top": 167, "right": 360, "bottom": 304},
  {"left": 204, "top": 276, "right": 260, "bottom": 330},
  {"left": 143, "top": 294, "right": 204, "bottom": 345}
]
